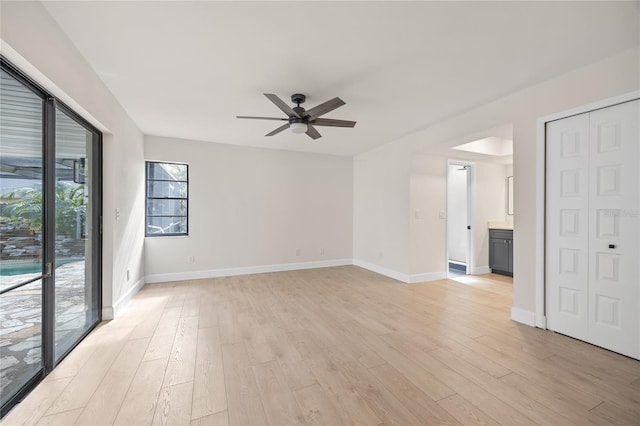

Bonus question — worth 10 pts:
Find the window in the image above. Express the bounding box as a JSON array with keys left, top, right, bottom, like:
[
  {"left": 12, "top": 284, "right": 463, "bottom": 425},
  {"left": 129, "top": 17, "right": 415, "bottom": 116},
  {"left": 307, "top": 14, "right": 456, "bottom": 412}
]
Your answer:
[{"left": 145, "top": 161, "right": 188, "bottom": 236}]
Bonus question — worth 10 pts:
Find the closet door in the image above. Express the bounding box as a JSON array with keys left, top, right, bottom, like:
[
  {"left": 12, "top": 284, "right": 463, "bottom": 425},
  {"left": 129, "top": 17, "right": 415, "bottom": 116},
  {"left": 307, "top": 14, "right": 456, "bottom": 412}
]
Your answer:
[
  {"left": 546, "top": 113, "right": 590, "bottom": 341},
  {"left": 588, "top": 100, "right": 639, "bottom": 358},
  {"left": 547, "top": 99, "right": 639, "bottom": 360}
]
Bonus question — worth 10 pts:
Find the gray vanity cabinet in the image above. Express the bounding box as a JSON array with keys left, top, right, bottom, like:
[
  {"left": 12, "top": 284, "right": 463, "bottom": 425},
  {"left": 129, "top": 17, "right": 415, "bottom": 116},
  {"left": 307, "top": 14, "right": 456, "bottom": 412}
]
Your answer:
[{"left": 489, "top": 229, "right": 513, "bottom": 276}]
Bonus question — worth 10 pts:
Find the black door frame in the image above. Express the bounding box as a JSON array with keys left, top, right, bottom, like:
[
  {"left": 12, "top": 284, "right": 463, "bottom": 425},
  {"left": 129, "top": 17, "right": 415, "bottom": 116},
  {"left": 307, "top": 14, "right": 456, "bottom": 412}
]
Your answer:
[{"left": 0, "top": 56, "right": 103, "bottom": 418}]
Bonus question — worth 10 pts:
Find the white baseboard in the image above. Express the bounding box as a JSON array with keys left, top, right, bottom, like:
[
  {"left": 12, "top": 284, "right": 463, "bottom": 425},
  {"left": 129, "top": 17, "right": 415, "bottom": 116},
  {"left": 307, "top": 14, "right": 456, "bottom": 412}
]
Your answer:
[
  {"left": 101, "top": 306, "right": 114, "bottom": 320},
  {"left": 471, "top": 266, "right": 492, "bottom": 275},
  {"left": 352, "top": 259, "right": 411, "bottom": 283},
  {"left": 511, "top": 307, "right": 536, "bottom": 326},
  {"left": 102, "top": 277, "right": 145, "bottom": 320},
  {"left": 353, "top": 259, "right": 448, "bottom": 284},
  {"left": 145, "top": 258, "right": 353, "bottom": 284},
  {"left": 410, "top": 272, "right": 447, "bottom": 283}
]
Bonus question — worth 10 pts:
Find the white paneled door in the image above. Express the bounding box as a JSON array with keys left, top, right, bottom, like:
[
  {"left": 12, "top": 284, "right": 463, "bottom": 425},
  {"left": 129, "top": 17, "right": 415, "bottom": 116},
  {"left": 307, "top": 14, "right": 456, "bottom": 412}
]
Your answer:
[
  {"left": 546, "top": 113, "right": 590, "bottom": 342},
  {"left": 546, "top": 99, "right": 639, "bottom": 360}
]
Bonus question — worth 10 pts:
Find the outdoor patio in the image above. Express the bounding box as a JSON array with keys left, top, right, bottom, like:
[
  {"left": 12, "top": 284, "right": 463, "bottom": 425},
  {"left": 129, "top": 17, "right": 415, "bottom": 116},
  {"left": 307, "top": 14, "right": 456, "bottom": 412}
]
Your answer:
[{"left": 0, "top": 261, "right": 88, "bottom": 401}]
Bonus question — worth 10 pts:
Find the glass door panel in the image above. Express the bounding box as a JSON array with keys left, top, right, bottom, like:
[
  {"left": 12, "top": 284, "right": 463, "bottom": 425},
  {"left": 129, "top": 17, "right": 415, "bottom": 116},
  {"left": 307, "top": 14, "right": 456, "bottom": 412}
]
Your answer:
[
  {"left": 1, "top": 58, "right": 102, "bottom": 418},
  {"left": 0, "top": 69, "right": 44, "bottom": 407},
  {"left": 54, "top": 108, "right": 99, "bottom": 360}
]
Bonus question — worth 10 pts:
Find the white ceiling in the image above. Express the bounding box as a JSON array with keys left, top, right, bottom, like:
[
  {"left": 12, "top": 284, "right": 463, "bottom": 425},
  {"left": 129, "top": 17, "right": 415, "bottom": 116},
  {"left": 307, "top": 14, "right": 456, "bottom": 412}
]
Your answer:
[{"left": 42, "top": 1, "right": 639, "bottom": 156}]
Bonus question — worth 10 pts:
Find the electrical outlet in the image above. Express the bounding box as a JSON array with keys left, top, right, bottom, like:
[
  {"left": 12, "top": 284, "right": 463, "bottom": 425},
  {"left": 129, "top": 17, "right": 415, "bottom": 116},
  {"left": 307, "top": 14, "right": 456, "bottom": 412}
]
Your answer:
[
  {"left": 188, "top": 255, "right": 195, "bottom": 264},
  {"left": 295, "top": 248, "right": 301, "bottom": 256},
  {"left": 320, "top": 248, "right": 325, "bottom": 255},
  {"left": 115, "top": 208, "right": 121, "bottom": 221},
  {"left": 439, "top": 210, "right": 446, "bottom": 219}
]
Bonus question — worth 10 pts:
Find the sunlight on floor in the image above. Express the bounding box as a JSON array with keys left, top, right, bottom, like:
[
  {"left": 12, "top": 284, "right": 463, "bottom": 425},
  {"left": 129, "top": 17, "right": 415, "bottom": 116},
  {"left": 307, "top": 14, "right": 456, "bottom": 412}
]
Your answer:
[{"left": 448, "top": 273, "right": 513, "bottom": 289}]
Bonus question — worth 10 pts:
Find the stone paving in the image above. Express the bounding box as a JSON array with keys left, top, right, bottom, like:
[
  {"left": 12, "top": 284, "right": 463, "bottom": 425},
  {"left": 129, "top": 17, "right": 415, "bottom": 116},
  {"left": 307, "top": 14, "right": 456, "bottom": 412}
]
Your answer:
[{"left": 0, "top": 261, "right": 88, "bottom": 403}]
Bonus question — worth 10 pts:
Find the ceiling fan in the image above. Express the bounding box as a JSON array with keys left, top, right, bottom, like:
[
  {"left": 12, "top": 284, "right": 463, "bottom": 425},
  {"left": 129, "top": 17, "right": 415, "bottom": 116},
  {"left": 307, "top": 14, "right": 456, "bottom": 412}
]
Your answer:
[{"left": 237, "top": 93, "right": 356, "bottom": 140}]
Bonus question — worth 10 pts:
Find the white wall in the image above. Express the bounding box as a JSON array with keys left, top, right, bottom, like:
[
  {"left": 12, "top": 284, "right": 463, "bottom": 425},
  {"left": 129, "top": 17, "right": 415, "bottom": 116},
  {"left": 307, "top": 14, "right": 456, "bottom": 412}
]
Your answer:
[
  {"left": 353, "top": 145, "right": 411, "bottom": 278},
  {"left": 144, "top": 136, "right": 353, "bottom": 282},
  {"left": 354, "top": 48, "right": 640, "bottom": 317},
  {"left": 447, "top": 164, "right": 468, "bottom": 263},
  {"left": 1, "top": 1, "right": 146, "bottom": 318},
  {"left": 409, "top": 155, "right": 446, "bottom": 279}
]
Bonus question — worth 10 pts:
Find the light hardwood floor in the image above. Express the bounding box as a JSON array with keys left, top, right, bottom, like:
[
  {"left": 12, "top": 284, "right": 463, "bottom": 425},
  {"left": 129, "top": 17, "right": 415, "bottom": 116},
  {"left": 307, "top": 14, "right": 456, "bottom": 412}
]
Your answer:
[{"left": 3, "top": 266, "right": 640, "bottom": 425}]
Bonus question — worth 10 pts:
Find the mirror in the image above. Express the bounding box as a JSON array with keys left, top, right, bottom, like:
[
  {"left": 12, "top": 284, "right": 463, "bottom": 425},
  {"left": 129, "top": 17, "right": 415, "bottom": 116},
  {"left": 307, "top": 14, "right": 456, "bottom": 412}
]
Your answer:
[{"left": 507, "top": 176, "right": 514, "bottom": 215}]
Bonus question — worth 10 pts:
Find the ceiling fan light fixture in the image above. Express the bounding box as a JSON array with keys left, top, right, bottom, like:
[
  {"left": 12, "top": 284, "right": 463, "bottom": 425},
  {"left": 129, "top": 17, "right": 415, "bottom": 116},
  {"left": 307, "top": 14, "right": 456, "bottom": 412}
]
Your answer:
[
  {"left": 237, "top": 93, "right": 355, "bottom": 140},
  {"left": 290, "top": 122, "right": 308, "bottom": 134}
]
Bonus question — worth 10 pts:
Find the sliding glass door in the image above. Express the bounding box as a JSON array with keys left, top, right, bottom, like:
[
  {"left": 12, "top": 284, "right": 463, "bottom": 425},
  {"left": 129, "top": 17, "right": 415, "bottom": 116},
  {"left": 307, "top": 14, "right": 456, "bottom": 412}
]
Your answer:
[
  {"left": 53, "top": 107, "right": 100, "bottom": 360},
  {"left": 0, "top": 67, "right": 45, "bottom": 411},
  {"left": 0, "top": 59, "right": 102, "bottom": 416}
]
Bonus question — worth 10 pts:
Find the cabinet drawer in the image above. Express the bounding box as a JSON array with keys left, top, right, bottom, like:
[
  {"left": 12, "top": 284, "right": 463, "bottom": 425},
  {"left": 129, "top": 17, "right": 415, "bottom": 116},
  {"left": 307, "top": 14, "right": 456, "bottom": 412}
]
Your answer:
[{"left": 489, "top": 229, "right": 513, "bottom": 240}]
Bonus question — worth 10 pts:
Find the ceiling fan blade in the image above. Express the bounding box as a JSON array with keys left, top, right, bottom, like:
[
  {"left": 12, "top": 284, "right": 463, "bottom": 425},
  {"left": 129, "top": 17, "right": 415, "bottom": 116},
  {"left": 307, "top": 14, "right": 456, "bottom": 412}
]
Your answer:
[
  {"left": 305, "top": 125, "right": 322, "bottom": 140},
  {"left": 264, "top": 93, "right": 300, "bottom": 118},
  {"left": 304, "top": 97, "right": 345, "bottom": 120},
  {"left": 237, "top": 115, "right": 288, "bottom": 121},
  {"left": 312, "top": 118, "right": 356, "bottom": 128},
  {"left": 265, "top": 123, "right": 290, "bottom": 136}
]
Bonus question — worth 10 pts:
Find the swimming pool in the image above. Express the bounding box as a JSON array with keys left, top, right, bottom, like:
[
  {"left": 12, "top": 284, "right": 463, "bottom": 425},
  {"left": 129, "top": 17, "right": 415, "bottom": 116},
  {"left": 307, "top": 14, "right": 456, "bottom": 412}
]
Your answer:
[{"left": 0, "top": 258, "right": 83, "bottom": 276}]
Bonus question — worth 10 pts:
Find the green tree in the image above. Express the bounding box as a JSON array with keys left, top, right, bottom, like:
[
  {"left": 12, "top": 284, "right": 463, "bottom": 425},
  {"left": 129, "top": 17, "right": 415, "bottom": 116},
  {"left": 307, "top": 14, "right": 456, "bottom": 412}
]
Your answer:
[
  {"left": 2, "top": 183, "right": 86, "bottom": 237},
  {"left": 2, "top": 187, "right": 43, "bottom": 233}
]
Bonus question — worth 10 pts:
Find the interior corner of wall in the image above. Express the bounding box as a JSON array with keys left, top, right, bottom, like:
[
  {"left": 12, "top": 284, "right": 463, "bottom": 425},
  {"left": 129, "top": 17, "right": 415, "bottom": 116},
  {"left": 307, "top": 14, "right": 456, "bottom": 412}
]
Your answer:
[
  {"left": 510, "top": 306, "right": 536, "bottom": 327},
  {"left": 101, "top": 306, "right": 114, "bottom": 321}
]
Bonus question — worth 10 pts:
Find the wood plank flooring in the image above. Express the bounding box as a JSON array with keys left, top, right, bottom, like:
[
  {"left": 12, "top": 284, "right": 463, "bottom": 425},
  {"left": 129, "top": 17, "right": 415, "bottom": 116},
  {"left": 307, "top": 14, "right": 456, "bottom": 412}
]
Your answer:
[{"left": 3, "top": 266, "right": 640, "bottom": 425}]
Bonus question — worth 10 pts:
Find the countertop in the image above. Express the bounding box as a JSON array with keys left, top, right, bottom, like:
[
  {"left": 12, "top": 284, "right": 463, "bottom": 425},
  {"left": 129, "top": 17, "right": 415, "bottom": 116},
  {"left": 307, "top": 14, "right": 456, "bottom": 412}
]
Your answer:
[{"left": 488, "top": 221, "right": 513, "bottom": 230}]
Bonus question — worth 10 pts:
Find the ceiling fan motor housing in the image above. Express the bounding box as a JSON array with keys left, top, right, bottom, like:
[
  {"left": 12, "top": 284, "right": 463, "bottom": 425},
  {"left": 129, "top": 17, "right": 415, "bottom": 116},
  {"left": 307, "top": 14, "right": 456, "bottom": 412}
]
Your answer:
[{"left": 289, "top": 117, "right": 306, "bottom": 125}]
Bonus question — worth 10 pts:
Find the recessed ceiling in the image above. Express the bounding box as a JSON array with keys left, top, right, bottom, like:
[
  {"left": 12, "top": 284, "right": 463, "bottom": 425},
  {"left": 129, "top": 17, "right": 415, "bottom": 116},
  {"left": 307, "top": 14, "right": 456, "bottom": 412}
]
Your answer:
[
  {"left": 42, "top": 1, "right": 639, "bottom": 156},
  {"left": 420, "top": 123, "right": 514, "bottom": 164},
  {"left": 452, "top": 137, "right": 512, "bottom": 157}
]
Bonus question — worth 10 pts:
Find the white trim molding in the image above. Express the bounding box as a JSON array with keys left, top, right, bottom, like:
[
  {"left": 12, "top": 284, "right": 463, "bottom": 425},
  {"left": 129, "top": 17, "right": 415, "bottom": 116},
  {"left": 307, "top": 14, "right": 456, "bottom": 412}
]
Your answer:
[
  {"left": 410, "top": 272, "right": 447, "bottom": 283},
  {"left": 352, "top": 259, "right": 411, "bottom": 283},
  {"left": 511, "top": 307, "right": 536, "bottom": 326},
  {"left": 102, "top": 277, "right": 146, "bottom": 320},
  {"left": 471, "top": 266, "right": 492, "bottom": 275},
  {"left": 353, "top": 259, "right": 447, "bottom": 284},
  {"left": 145, "top": 258, "right": 353, "bottom": 284},
  {"left": 535, "top": 90, "right": 640, "bottom": 329},
  {"left": 101, "top": 307, "right": 114, "bottom": 320}
]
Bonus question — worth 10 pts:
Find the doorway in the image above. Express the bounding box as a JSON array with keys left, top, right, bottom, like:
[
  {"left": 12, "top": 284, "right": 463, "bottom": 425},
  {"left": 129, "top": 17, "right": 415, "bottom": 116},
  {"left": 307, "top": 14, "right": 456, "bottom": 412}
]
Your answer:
[
  {"left": 446, "top": 160, "right": 474, "bottom": 278},
  {"left": 0, "top": 59, "right": 102, "bottom": 415}
]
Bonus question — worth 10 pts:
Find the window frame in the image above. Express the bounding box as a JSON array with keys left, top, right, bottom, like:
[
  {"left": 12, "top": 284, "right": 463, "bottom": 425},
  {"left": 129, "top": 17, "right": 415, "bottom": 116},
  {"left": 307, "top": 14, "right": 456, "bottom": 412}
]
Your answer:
[{"left": 145, "top": 161, "right": 189, "bottom": 237}]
